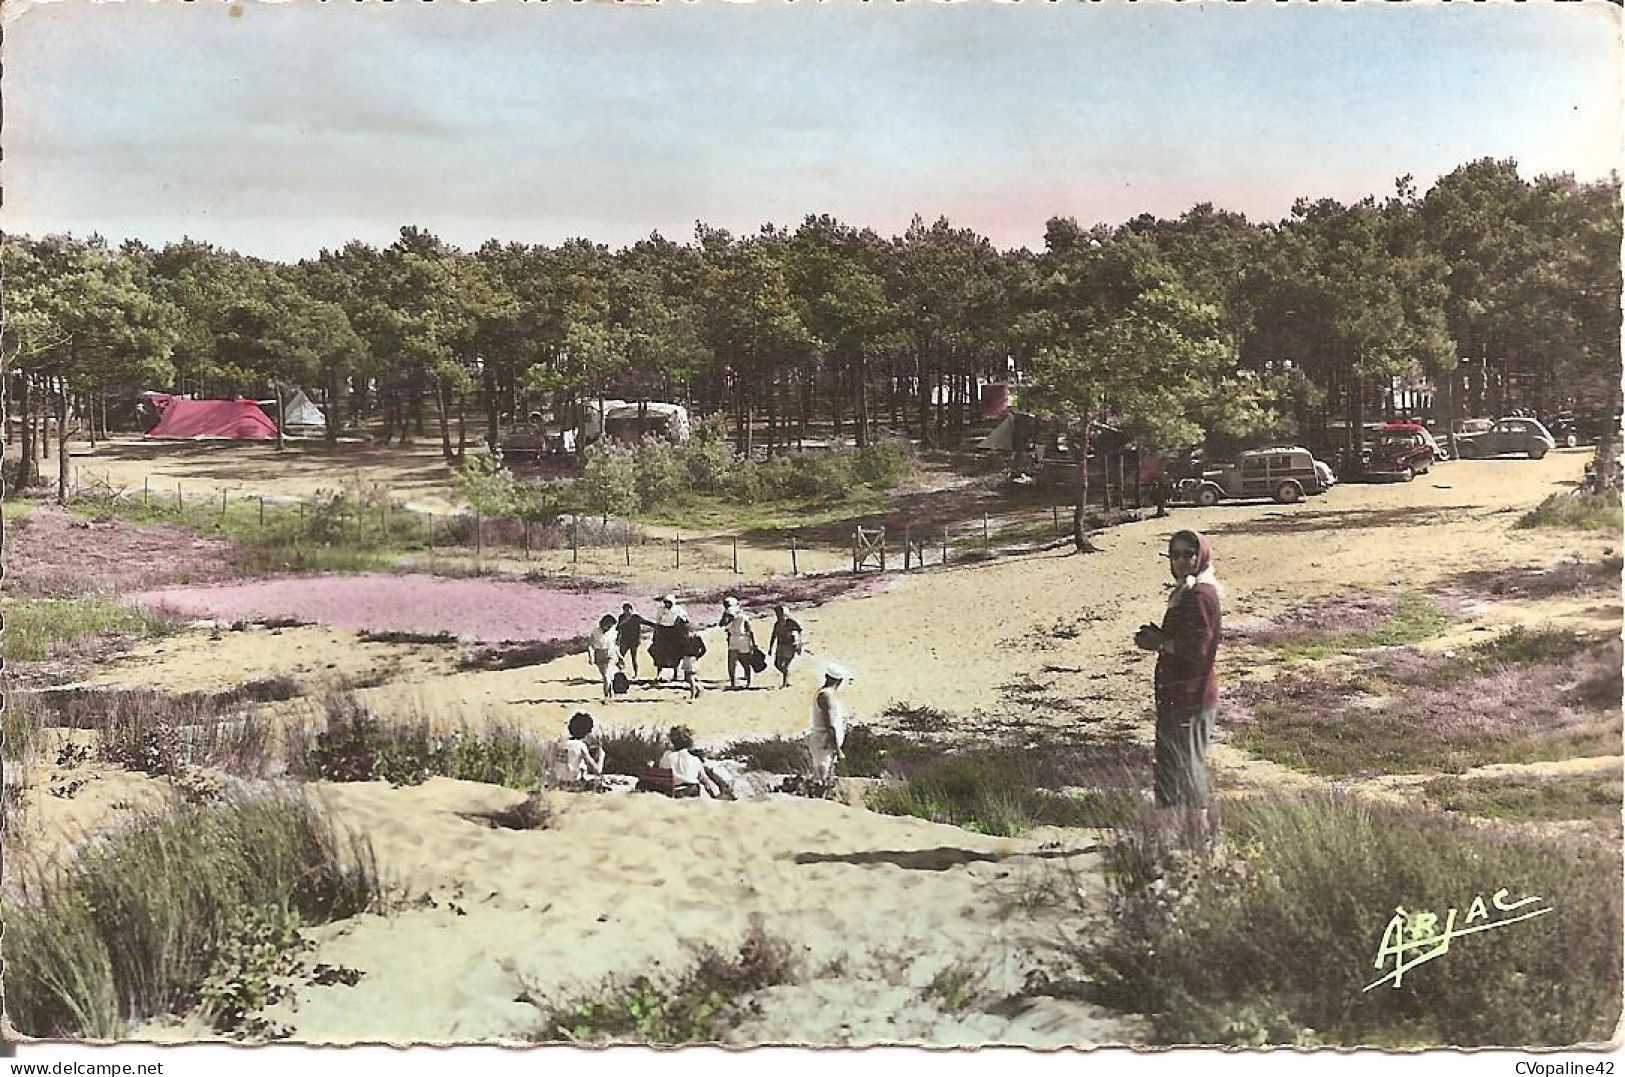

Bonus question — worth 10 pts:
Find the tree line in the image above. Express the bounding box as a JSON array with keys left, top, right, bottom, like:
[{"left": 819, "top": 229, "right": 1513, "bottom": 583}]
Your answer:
[{"left": 3, "top": 157, "right": 1619, "bottom": 541}]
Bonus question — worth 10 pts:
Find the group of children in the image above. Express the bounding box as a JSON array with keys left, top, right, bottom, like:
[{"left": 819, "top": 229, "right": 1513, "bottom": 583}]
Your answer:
[
  {"left": 585, "top": 596, "right": 807, "bottom": 702},
  {"left": 551, "top": 661, "right": 854, "bottom": 799}
]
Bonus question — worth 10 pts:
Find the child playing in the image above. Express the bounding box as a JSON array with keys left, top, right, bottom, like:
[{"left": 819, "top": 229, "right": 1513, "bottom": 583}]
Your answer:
[{"left": 659, "top": 724, "right": 724, "bottom": 799}]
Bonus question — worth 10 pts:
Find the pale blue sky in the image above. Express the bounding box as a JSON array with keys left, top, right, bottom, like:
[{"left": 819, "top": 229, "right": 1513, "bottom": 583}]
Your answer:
[{"left": 5, "top": 0, "right": 1620, "bottom": 261}]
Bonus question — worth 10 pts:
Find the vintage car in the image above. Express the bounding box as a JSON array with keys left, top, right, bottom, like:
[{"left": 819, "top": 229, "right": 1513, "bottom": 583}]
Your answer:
[
  {"left": 1359, "top": 427, "right": 1435, "bottom": 481},
  {"left": 1453, "top": 417, "right": 1558, "bottom": 460},
  {"left": 1177, "top": 446, "right": 1328, "bottom": 506}
]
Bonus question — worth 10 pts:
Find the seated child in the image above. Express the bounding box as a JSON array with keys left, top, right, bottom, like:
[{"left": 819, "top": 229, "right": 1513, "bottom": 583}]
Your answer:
[
  {"left": 552, "top": 711, "right": 606, "bottom": 789},
  {"left": 658, "top": 724, "right": 723, "bottom": 799}
]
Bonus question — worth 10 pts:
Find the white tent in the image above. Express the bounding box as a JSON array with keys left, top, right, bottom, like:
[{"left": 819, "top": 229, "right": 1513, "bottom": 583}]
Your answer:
[{"left": 281, "top": 388, "right": 327, "bottom": 431}]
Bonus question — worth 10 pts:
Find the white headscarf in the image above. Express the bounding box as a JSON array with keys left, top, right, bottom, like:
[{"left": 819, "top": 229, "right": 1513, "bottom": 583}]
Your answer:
[{"left": 1166, "top": 530, "right": 1223, "bottom": 609}]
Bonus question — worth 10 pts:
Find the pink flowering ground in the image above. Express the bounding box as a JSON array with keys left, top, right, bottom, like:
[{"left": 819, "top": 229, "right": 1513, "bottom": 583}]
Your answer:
[{"left": 129, "top": 574, "right": 651, "bottom": 643}]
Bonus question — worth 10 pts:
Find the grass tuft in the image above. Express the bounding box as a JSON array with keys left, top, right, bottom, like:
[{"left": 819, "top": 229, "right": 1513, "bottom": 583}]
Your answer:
[
  {"left": 529, "top": 917, "right": 797, "bottom": 1043},
  {"left": 3, "top": 791, "right": 380, "bottom": 1038},
  {"left": 2, "top": 599, "right": 176, "bottom": 662}
]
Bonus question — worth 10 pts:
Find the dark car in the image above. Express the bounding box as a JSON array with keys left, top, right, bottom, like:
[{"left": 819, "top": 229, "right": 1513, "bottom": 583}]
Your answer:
[
  {"left": 1361, "top": 429, "right": 1434, "bottom": 481},
  {"left": 1454, "top": 417, "right": 1557, "bottom": 460}
]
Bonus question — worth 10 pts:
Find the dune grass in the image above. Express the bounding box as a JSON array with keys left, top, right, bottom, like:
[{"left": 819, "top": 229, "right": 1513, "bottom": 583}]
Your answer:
[
  {"left": 868, "top": 746, "right": 1142, "bottom": 836},
  {"left": 1517, "top": 490, "right": 1624, "bottom": 532},
  {"left": 1078, "top": 794, "right": 1622, "bottom": 1047},
  {"left": 3, "top": 791, "right": 381, "bottom": 1038},
  {"left": 2, "top": 598, "right": 176, "bottom": 662},
  {"left": 286, "top": 693, "right": 552, "bottom": 788},
  {"left": 529, "top": 918, "right": 797, "bottom": 1044}
]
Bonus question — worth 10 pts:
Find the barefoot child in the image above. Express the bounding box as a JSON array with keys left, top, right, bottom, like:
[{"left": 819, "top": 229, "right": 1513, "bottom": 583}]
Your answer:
[{"left": 587, "top": 614, "right": 620, "bottom": 702}]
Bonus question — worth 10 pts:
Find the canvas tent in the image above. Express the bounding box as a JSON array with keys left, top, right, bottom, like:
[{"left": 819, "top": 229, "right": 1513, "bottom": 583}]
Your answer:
[
  {"left": 145, "top": 393, "right": 278, "bottom": 440},
  {"left": 274, "top": 388, "right": 327, "bottom": 432},
  {"left": 581, "top": 399, "right": 691, "bottom": 444}
]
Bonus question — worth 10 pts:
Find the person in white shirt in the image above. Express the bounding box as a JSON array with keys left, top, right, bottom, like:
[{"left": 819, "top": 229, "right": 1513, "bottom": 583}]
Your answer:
[
  {"left": 720, "top": 596, "right": 758, "bottom": 690},
  {"left": 586, "top": 614, "right": 620, "bottom": 702},
  {"left": 809, "top": 664, "right": 851, "bottom": 783},
  {"left": 553, "top": 711, "right": 605, "bottom": 788},
  {"left": 659, "top": 724, "right": 722, "bottom": 798}
]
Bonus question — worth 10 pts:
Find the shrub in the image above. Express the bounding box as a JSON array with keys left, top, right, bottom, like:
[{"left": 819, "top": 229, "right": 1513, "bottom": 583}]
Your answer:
[
  {"left": 632, "top": 437, "right": 692, "bottom": 511},
  {"left": 1517, "top": 490, "right": 1624, "bottom": 532},
  {"left": 38, "top": 687, "right": 276, "bottom": 779},
  {"left": 1079, "top": 794, "right": 1622, "bottom": 1046},
  {"left": 577, "top": 443, "right": 639, "bottom": 520},
  {"left": 531, "top": 917, "right": 797, "bottom": 1043},
  {"left": 3, "top": 791, "right": 379, "bottom": 1038},
  {"left": 852, "top": 441, "right": 911, "bottom": 488}
]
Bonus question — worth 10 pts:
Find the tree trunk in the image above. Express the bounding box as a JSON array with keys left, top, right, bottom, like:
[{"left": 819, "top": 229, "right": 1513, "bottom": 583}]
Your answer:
[
  {"left": 1071, "top": 413, "right": 1097, "bottom": 553},
  {"left": 55, "top": 376, "right": 70, "bottom": 505},
  {"left": 434, "top": 382, "right": 454, "bottom": 460},
  {"left": 456, "top": 387, "right": 468, "bottom": 461},
  {"left": 326, "top": 372, "right": 342, "bottom": 444},
  {"left": 276, "top": 386, "right": 287, "bottom": 453},
  {"left": 19, "top": 372, "right": 36, "bottom": 486},
  {"left": 484, "top": 368, "right": 500, "bottom": 452},
  {"left": 855, "top": 355, "right": 871, "bottom": 448},
  {"left": 914, "top": 347, "right": 930, "bottom": 445}
]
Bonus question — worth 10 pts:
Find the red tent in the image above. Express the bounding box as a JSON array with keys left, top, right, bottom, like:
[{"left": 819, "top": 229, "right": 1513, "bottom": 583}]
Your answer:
[{"left": 145, "top": 393, "right": 278, "bottom": 440}]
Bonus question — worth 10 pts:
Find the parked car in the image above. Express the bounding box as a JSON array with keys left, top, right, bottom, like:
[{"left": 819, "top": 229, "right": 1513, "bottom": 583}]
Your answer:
[
  {"left": 1545, "top": 414, "right": 1588, "bottom": 448},
  {"left": 1454, "top": 417, "right": 1495, "bottom": 437},
  {"left": 1382, "top": 421, "right": 1448, "bottom": 462},
  {"left": 1453, "top": 417, "right": 1557, "bottom": 460},
  {"left": 1178, "top": 447, "right": 1327, "bottom": 506},
  {"left": 1359, "top": 428, "right": 1434, "bottom": 481}
]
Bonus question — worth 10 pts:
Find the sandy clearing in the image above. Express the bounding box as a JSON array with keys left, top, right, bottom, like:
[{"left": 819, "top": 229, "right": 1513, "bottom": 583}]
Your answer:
[{"left": 13, "top": 445, "right": 1620, "bottom": 1046}]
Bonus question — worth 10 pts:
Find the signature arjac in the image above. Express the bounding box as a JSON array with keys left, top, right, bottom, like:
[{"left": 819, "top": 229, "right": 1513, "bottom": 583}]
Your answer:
[{"left": 1365, "top": 888, "right": 1555, "bottom": 991}]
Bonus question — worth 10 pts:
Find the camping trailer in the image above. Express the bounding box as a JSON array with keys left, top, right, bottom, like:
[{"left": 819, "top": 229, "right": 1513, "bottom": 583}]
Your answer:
[{"left": 580, "top": 399, "right": 691, "bottom": 445}]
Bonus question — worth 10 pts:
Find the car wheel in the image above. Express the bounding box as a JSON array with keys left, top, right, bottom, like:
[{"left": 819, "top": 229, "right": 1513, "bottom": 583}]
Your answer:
[
  {"left": 1195, "top": 486, "right": 1221, "bottom": 507},
  {"left": 1274, "top": 481, "right": 1301, "bottom": 504},
  {"left": 1401, "top": 466, "right": 1414, "bottom": 483},
  {"left": 1529, "top": 445, "right": 1548, "bottom": 460},
  {"left": 1565, "top": 434, "right": 1579, "bottom": 448}
]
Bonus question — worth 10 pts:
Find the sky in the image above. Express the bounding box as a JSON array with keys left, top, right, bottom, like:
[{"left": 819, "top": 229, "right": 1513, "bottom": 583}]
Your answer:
[{"left": 3, "top": 0, "right": 1621, "bottom": 263}]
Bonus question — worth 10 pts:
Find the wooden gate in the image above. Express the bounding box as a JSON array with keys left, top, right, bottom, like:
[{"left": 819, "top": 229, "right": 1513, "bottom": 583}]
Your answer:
[{"left": 852, "top": 525, "right": 886, "bottom": 572}]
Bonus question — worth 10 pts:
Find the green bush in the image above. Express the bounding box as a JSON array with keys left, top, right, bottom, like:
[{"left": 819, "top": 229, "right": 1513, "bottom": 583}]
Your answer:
[
  {"left": 1517, "top": 490, "right": 1624, "bottom": 532},
  {"left": 632, "top": 438, "right": 692, "bottom": 510},
  {"left": 577, "top": 444, "right": 639, "bottom": 520},
  {"left": 1080, "top": 795, "right": 1623, "bottom": 1046},
  {"left": 3, "top": 791, "right": 379, "bottom": 1038}
]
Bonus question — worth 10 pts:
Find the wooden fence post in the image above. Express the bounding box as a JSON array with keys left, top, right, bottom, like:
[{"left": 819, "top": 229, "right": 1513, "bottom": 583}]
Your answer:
[
  {"left": 675, "top": 530, "right": 681, "bottom": 569},
  {"left": 143, "top": 476, "right": 149, "bottom": 507},
  {"left": 904, "top": 525, "right": 911, "bottom": 570},
  {"left": 1053, "top": 503, "right": 1060, "bottom": 538},
  {"left": 176, "top": 482, "right": 183, "bottom": 513},
  {"left": 298, "top": 501, "right": 305, "bottom": 537},
  {"left": 790, "top": 531, "right": 799, "bottom": 575},
  {"left": 476, "top": 509, "right": 483, "bottom": 565},
  {"left": 523, "top": 519, "right": 531, "bottom": 561},
  {"left": 732, "top": 536, "right": 739, "bottom": 574},
  {"left": 220, "top": 488, "right": 228, "bottom": 523},
  {"left": 624, "top": 531, "right": 631, "bottom": 568},
  {"left": 259, "top": 496, "right": 265, "bottom": 528},
  {"left": 571, "top": 517, "right": 578, "bottom": 564},
  {"left": 427, "top": 512, "right": 435, "bottom": 563},
  {"left": 982, "top": 513, "right": 990, "bottom": 551},
  {"left": 941, "top": 526, "right": 948, "bottom": 565}
]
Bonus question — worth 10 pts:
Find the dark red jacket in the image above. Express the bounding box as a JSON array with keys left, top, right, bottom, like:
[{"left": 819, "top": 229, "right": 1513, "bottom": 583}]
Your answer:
[{"left": 1155, "top": 582, "right": 1221, "bottom": 713}]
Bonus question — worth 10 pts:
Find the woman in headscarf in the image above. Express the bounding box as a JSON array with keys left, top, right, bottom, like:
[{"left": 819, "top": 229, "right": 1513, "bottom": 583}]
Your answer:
[
  {"left": 649, "top": 594, "right": 688, "bottom": 681},
  {"left": 1134, "top": 529, "right": 1222, "bottom": 810}
]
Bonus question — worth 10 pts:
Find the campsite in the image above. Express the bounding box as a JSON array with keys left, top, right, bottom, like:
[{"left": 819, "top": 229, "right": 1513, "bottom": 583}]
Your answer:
[{"left": 3, "top": 2, "right": 1622, "bottom": 1059}]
